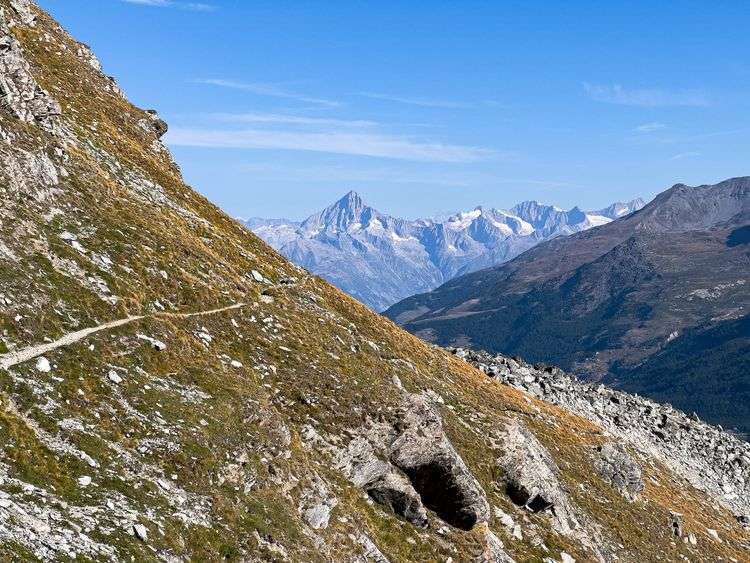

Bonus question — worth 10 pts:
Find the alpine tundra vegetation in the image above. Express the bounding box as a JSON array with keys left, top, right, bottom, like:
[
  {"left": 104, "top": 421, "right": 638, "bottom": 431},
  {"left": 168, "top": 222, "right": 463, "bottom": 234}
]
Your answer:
[{"left": 0, "top": 1, "right": 748, "bottom": 562}]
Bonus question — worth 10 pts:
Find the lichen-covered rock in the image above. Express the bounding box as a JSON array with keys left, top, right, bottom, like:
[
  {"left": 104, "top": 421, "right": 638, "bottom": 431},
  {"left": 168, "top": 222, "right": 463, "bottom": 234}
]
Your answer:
[
  {"left": 389, "top": 393, "right": 491, "bottom": 531},
  {"left": 365, "top": 471, "right": 428, "bottom": 528},
  {"left": 593, "top": 443, "right": 644, "bottom": 500},
  {"left": 498, "top": 421, "right": 580, "bottom": 533},
  {"left": 9, "top": 0, "right": 35, "bottom": 26},
  {"left": 333, "top": 394, "right": 489, "bottom": 531},
  {"left": 496, "top": 422, "right": 610, "bottom": 562},
  {"left": 0, "top": 11, "right": 60, "bottom": 132},
  {"left": 479, "top": 528, "right": 516, "bottom": 563}
]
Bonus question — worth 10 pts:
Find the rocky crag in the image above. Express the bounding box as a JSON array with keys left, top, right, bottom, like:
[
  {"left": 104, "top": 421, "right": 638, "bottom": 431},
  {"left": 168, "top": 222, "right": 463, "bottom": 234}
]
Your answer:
[
  {"left": 0, "top": 1, "right": 748, "bottom": 561},
  {"left": 450, "top": 347, "right": 750, "bottom": 526}
]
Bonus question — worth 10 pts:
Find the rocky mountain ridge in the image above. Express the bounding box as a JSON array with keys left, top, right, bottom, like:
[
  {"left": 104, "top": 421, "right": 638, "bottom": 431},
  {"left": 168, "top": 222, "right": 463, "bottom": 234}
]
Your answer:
[
  {"left": 0, "top": 1, "right": 748, "bottom": 561},
  {"left": 248, "top": 192, "right": 644, "bottom": 311},
  {"left": 449, "top": 347, "right": 750, "bottom": 524},
  {"left": 386, "top": 177, "right": 750, "bottom": 434}
]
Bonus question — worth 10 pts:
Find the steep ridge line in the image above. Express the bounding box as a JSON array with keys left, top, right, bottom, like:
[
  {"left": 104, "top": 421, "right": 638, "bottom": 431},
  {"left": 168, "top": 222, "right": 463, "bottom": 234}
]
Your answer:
[{"left": 0, "top": 303, "right": 246, "bottom": 370}]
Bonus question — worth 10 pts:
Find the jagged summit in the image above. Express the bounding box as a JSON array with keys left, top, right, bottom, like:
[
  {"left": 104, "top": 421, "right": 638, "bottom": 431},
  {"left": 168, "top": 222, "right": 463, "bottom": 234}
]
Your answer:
[
  {"left": 249, "top": 193, "right": 645, "bottom": 310},
  {"left": 299, "top": 190, "right": 376, "bottom": 234}
]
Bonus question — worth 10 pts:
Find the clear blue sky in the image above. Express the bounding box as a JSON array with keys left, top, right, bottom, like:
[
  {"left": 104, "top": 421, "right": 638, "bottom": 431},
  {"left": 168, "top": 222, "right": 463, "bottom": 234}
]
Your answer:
[{"left": 41, "top": 0, "right": 750, "bottom": 219}]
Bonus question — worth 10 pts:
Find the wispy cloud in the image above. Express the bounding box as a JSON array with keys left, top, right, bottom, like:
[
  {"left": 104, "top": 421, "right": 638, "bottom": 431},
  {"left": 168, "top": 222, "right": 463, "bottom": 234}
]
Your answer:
[
  {"left": 166, "top": 128, "right": 497, "bottom": 162},
  {"left": 358, "top": 92, "right": 472, "bottom": 109},
  {"left": 121, "top": 0, "right": 215, "bottom": 11},
  {"left": 670, "top": 151, "right": 701, "bottom": 160},
  {"left": 237, "top": 163, "right": 477, "bottom": 187},
  {"left": 584, "top": 83, "right": 710, "bottom": 107},
  {"left": 634, "top": 122, "right": 666, "bottom": 133},
  {"left": 196, "top": 79, "right": 340, "bottom": 107},
  {"left": 207, "top": 112, "right": 377, "bottom": 128},
  {"left": 236, "top": 163, "right": 560, "bottom": 190}
]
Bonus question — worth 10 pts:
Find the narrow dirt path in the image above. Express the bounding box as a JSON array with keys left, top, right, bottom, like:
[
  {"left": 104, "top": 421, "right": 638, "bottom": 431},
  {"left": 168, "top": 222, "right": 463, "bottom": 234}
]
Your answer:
[{"left": 0, "top": 303, "right": 246, "bottom": 371}]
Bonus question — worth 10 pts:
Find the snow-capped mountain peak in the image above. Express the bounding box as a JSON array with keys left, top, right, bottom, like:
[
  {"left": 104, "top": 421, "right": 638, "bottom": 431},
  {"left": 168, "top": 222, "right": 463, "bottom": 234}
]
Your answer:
[{"left": 245, "top": 193, "right": 646, "bottom": 310}]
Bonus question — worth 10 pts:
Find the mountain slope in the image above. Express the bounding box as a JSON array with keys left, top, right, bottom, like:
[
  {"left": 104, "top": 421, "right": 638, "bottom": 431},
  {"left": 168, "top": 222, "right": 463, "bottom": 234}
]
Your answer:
[
  {"left": 385, "top": 177, "right": 750, "bottom": 433},
  {"left": 0, "top": 2, "right": 748, "bottom": 561},
  {"left": 248, "top": 193, "right": 644, "bottom": 311}
]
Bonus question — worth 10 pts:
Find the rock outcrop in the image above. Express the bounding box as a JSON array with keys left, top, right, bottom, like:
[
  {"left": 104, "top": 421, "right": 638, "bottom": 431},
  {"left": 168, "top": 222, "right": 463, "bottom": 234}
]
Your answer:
[
  {"left": 0, "top": 13, "right": 60, "bottom": 133},
  {"left": 332, "top": 392, "right": 490, "bottom": 531},
  {"left": 593, "top": 443, "right": 643, "bottom": 501},
  {"left": 451, "top": 347, "right": 750, "bottom": 521},
  {"left": 498, "top": 422, "right": 580, "bottom": 534},
  {"left": 389, "top": 393, "right": 491, "bottom": 530}
]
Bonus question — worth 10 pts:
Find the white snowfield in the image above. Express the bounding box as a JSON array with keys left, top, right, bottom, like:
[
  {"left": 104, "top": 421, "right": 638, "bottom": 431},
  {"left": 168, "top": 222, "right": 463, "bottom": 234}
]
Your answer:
[
  {"left": 0, "top": 303, "right": 246, "bottom": 371},
  {"left": 247, "top": 191, "right": 646, "bottom": 311}
]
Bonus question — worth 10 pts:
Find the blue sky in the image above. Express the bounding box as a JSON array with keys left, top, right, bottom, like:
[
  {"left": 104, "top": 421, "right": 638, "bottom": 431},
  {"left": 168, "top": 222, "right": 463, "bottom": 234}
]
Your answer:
[{"left": 41, "top": 0, "right": 750, "bottom": 219}]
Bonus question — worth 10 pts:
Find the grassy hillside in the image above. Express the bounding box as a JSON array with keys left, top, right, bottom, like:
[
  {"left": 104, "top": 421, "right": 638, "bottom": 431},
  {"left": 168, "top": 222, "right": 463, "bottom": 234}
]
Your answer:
[{"left": 0, "top": 2, "right": 748, "bottom": 561}]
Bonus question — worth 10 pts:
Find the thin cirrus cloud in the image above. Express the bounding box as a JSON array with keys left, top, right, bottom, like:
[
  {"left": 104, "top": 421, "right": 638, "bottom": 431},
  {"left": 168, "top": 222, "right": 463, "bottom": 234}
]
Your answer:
[
  {"left": 196, "top": 79, "right": 341, "bottom": 107},
  {"left": 120, "top": 0, "right": 215, "bottom": 10},
  {"left": 634, "top": 122, "right": 667, "bottom": 133},
  {"left": 207, "top": 112, "right": 378, "bottom": 128},
  {"left": 670, "top": 151, "right": 701, "bottom": 160},
  {"left": 584, "top": 83, "right": 710, "bottom": 107},
  {"left": 357, "top": 92, "right": 473, "bottom": 109},
  {"left": 166, "top": 127, "right": 497, "bottom": 163}
]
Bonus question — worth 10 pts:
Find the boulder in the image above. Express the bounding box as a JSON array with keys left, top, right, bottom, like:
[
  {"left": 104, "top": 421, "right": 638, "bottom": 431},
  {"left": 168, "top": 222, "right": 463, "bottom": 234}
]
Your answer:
[
  {"left": 335, "top": 434, "right": 429, "bottom": 528},
  {"left": 497, "top": 422, "right": 579, "bottom": 534},
  {"left": 145, "top": 109, "right": 168, "bottom": 139},
  {"left": 389, "top": 394, "right": 491, "bottom": 531},
  {"left": 669, "top": 511, "right": 683, "bottom": 537},
  {"left": 593, "top": 443, "right": 643, "bottom": 500},
  {"left": 365, "top": 471, "right": 428, "bottom": 528}
]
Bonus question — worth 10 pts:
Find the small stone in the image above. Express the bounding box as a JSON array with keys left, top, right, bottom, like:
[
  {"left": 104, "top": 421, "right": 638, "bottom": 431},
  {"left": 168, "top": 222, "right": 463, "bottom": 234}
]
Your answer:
[
  {"left": 107, "top": 370, "right": 122, "bottom": 384},
  {"left": 230, "top": 360, "right": 243, "bottom": 368},
  {"left": 561, "top": 552, "right": 576, "bottom": 563},
  {"left": 250, "top": 270, "right": 264, "bottom": 282},
  {"left": 133, "top": 523, "right": 148, "bottom": 541},
  {"left": 705, "top": 528, "right": 721, "bottom": 542},
  {"left": 78, "top": 475, "right": 92, "bottom": 487},
  {"left": 137, "top": 334, "right": 167, "bottom": 351},
  {"left": 36, "top": 356, "right": 51, "bottom": 373},
  {"left": 0, "top": 499, "right": 12, "bottom": 508},
  {"left": 669, "top": 512, "right": 683, "bottom": 537}
]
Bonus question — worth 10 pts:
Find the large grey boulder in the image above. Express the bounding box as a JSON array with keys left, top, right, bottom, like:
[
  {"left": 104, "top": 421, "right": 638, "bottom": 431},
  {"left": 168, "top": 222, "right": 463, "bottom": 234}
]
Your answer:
[
  {"left": 334, "top": 433, "right": 429, "bottom": 528},
  {"left": 389, "top": 393, "right": 491, "bottom": 531},
  {"left": 498, "top": 422, "right": 580, "bottom": 533},
  {"left": 333, "top": 392, "right": 490, "bottom": 531},
  {"left": 365, "top": 471, "right": 429, "bottom": 528},
  {"left": 593, "top": 443, "right": 643, "bottom": 500}
]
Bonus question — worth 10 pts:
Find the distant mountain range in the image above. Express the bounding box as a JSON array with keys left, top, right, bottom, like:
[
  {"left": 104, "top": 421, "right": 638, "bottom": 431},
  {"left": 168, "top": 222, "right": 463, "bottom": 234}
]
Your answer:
[
  {"left": 385, "top": 177, "right": 750, "bottom": 434},
  {"left": 246, "top": 192, "right": 645, "bottom": 311}
]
